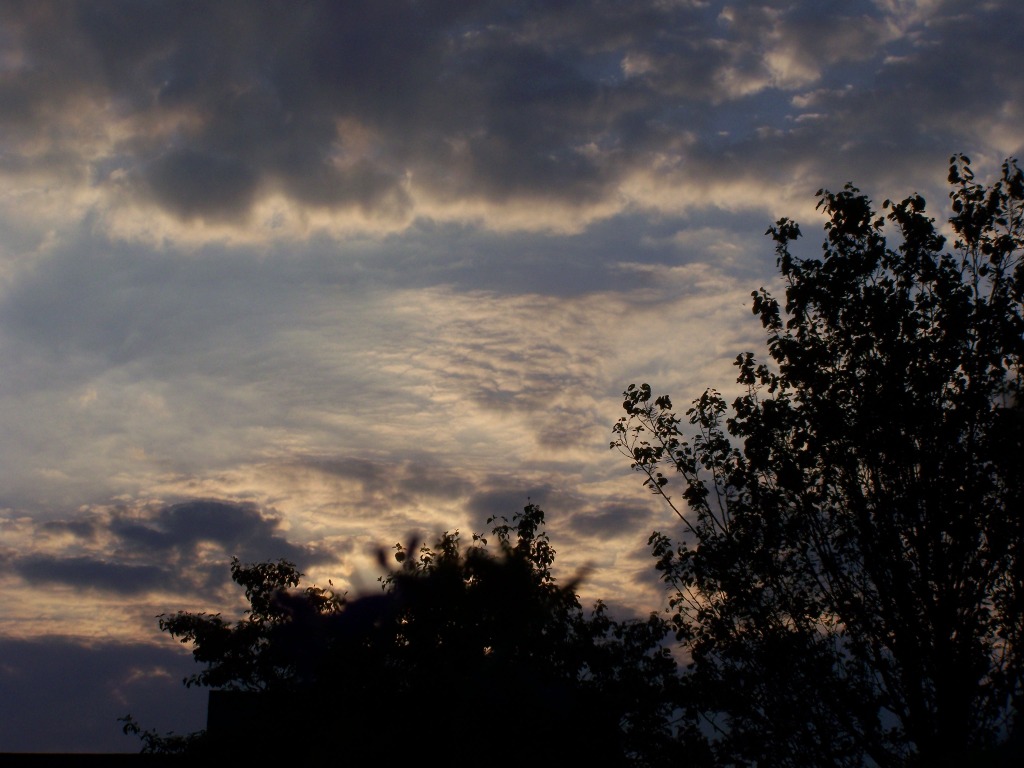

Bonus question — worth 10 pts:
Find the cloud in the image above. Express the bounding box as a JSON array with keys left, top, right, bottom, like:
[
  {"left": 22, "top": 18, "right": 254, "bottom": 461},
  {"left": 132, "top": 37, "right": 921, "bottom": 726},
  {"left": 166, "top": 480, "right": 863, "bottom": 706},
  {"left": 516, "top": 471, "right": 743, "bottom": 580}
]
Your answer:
[
  {"left": 465, "top": 485, "right": 555, "bottom": 535},
  {"left": 4, "top": 0, "right": 1014, "bottom": 243},
  {"left": 567, "top": 502, "right": 653, "bottom": 539},
  {"left": 144, "top": 148, "right": 261, "bottom": 221},
  {"left": 3, "top": 499, "right": 334, "bottom": 601},
  {"left": 14, "top": 556, "right": 169, "bottom": 596},
  {"left": 292, "top": 455, "right": 475, "bottom": 509},
  {"left": 111, "top": 499, "right": 320, "bottom": 562}
]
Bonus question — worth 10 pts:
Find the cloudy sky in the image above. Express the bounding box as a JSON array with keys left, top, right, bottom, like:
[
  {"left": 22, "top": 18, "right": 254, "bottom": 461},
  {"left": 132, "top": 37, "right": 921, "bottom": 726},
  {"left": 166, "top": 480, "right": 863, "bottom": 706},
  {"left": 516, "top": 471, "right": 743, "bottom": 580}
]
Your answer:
[{"left": 1, "top": 0, "right": 1022, "bottom": 752}]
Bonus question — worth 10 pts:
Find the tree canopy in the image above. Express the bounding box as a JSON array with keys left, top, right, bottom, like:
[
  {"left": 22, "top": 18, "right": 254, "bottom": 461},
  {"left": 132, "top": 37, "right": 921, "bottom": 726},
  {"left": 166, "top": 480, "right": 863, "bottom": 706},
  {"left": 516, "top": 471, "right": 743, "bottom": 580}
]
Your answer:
[
  {"left": 127, "top": 505, "right": 691, "bottom": 766},
  {"left": 613, "top": 154, "right": 1024, "bottom": 766}
]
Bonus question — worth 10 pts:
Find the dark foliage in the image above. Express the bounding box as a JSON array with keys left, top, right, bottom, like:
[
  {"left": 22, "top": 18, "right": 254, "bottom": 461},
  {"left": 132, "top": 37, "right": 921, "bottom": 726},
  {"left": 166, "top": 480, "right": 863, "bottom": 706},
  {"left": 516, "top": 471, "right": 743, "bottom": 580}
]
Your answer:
[
  {"left": 126, "top": 505, "right": 694, "bottom": 766},
  {"left": 613, "top": 155, "right": 1024, "bottom": 767}
]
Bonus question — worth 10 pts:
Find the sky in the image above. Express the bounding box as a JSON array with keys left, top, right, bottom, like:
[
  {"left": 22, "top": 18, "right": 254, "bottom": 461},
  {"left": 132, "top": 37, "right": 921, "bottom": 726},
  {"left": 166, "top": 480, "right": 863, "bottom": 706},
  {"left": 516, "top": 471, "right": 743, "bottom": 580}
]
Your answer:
[{"left": 1, "top": 0, "right": 1022, "bottom": 753}]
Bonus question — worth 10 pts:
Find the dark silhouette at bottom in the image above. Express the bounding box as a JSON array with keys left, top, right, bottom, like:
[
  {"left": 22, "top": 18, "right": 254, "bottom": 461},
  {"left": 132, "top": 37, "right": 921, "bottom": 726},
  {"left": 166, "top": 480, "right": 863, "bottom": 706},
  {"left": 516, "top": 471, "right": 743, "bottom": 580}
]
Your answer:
[{"left": 128, "top": 505, "right": 692, "bottom": 766}]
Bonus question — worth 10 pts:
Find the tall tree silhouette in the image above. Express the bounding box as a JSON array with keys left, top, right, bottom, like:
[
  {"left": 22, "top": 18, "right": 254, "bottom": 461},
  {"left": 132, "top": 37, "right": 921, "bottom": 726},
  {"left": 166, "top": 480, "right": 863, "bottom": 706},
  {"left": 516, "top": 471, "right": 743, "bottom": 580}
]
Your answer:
[{"left": 613, "top": 155, "right": 1024, "bottom": 767}]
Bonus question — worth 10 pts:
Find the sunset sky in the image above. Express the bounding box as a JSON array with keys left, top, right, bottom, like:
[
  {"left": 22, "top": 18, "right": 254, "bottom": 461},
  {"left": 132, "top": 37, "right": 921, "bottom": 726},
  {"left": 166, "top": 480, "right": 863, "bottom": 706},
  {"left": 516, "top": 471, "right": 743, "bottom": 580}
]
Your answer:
[{"left": 1, "top": 0, "right": 1023, "bottom": 752}]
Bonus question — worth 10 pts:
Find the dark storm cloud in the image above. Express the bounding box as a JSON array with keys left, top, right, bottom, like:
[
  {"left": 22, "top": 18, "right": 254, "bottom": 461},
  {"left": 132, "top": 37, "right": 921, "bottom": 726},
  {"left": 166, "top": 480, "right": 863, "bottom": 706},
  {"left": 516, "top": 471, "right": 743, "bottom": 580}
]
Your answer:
[
  {"left": 736, "top": 3, "right": 1024, "bottom": 193},
  {"left": 6, "top": 499, "right": 332, "bottom": 596},
  {"left": 10, "top": 0, "right": 1003, "bottom": 227},
  {"left": 14, "top": 555, "right": 168, "bottom": 595},
  {"left": 847, "top": 5, "right": 1024, "bottom": 154},
  {"left": 110, "top": 499, "right": 320, "bottom": 564},
  {"left": 3, "top": 0, "right": 632, "bottom": 216},
  {"left": 145, "top": 148, "right": 260, "bottom": 220},
  {"left": 41, "top": 517, "right": 100, "bottom": 540}
]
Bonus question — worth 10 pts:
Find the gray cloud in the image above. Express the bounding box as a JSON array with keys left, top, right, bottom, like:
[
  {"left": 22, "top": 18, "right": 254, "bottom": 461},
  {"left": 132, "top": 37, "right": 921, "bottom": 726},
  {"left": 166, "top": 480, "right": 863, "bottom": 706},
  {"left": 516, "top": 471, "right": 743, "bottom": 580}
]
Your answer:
[
  {"left": 567, "top": 501, "right": 652, "bottom": 539},
  {"left": 466, "top": 485, "right": 554, "bottom": 533},
  {"left": 5, "top": 0, "right": 1014, "bottom": 232},
  {"left": 6, "top": 499, "right": 333, "bottom": 597},
  {"left": 41, "top": 518, "right": 100, "bottom": 540},
  {"left": 295, "top": 455, "right": 475, "bottom": 507},
  {"left": 110, "top": 499, "right": 321, "bottom": 563},
  {"left": 145, "top": 148, "right": 260, "bottom": 221},
  {"left": 14, "top": 556, "right": 169, "bottom": 596}
]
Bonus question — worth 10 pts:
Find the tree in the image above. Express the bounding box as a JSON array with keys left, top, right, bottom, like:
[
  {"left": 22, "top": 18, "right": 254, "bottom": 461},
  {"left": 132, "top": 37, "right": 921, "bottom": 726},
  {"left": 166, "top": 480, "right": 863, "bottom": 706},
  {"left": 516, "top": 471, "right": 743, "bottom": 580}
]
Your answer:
[
  {"left": 157, "top": 557, "right": 345, "bottom": 692},
  {"left": 612, "top": 155, "right": 1024, "bottom": 767},
  {"left": 127, "top": 504, "right": 692, "bottom": 766}
]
